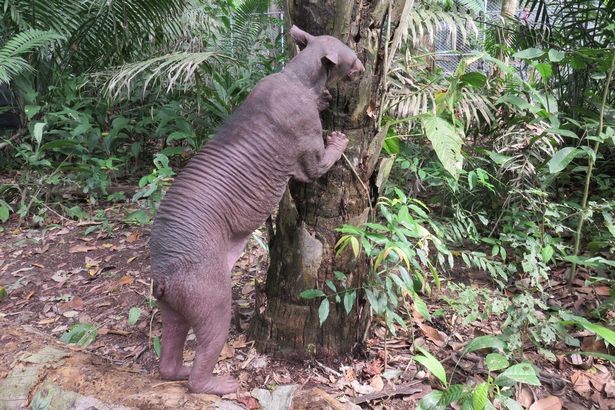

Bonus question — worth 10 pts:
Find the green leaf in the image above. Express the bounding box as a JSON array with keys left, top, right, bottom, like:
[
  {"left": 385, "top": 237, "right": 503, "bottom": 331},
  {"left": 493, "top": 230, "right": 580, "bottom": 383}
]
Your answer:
[
  {"left": 418, "top": 390, "right": 445, "bottom": 410},
  {"left": 440, "top": 384, "right": 466, "bottom": 406},
  {"left": 463, "top": 335, "right": 506, "bottom": 354},
  {"left": 498, "top": 396, "right": 525, "bottom": 410},
  {"left": 547, "top": 147, "right": 583, "bottom": 174},
  {"left": 325, "top": 279, "right": 336, "bottom": 292},
  {"left": 0, "top": 203, "right": 9, "bottom": 223},
  {"left": 513, "top": 48, "right": 545, "bottom": 60},
  {"left": 472, "top": 383, "right": 489, "bottom": 410},
  {"left": 415, "top": 346, "right": 447, "bottom": 386},
  {"left": 60, "top": 323, "right": 97, "bottom": 347},
  {"left": 421, "top": 114, "right": 464, "bottom": 180},
  {"left": 318, "top": 298, "right": 330, "bottom": 326},
  {"left": 32, "top": 122, "right": 46, "bottom": 145},
  {"left": 343, "top": 290, "right": 356, "bottom": 314},
  {"left": 413, "top": 293, "right": 432, "bottom": 321},
  {"left": 459, "top": 72, "right": 487, "bottom": 88},
  {"left": 548, "top": 49, "right": 565, "bottom": 62},
  {"left": 333, "top": 271, "right": 347, "bottom": 281},
  {"left": 545, "top": 128, "right": 578, "bottom": 138},
  {"left": 124, "top": 210, "right": 150, "bottom": 226},
  {"left": 153, "top": 336, "right": 161, "bottom": 357},
  {"left": 564, "top": 314, "right": 615, "bottom": 347},
  {"left": 571, "top": 351, "right": 615, "bottom": 362},
  {"left": 128, "top": 307, "right": 141, "bottom": 325},
  {"left": 494, "top": 363, "right": 540, "bottom": 387},
  {"left": 535, "top": 63, "right": 552, "bottom": 80},
  {"left": 485, "top": 353, "right": 509, "bottom": 371},
  {"left": 541, "top": 245, "right": 554, "bottom": 262},
  {"left": 383, "top": 136, "right": 401, "bottom": 155},
  {"left": 0, "top": 286, "right": 7, "bottom": 301},
  {"left": 299, "top": 289, "right": 326, "bottom": 299}
]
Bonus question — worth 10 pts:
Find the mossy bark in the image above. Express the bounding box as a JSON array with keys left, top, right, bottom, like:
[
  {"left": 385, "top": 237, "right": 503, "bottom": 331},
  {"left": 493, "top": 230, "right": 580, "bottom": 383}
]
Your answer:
[{"left": 250, "top": 0, "right": 407, "bottom": 358}]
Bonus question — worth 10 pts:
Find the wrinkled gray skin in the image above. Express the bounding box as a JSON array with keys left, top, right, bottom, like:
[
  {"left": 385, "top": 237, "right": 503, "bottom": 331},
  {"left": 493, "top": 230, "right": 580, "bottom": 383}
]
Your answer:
[{"left": 149, "top": 26, "right": 365, "bottom": 395}]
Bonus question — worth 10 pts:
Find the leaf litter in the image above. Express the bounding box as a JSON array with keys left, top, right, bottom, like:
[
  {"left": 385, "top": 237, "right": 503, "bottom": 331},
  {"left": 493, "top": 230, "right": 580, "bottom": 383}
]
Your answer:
[{"left": 0, "top": 206, "right": 613, "bottom": 409}]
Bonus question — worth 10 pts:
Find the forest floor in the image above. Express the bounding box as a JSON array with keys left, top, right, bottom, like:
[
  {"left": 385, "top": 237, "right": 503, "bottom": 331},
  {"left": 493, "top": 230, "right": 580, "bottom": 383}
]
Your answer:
[{"left": 0, "top": 203, "right": 613, "bottom": 409}]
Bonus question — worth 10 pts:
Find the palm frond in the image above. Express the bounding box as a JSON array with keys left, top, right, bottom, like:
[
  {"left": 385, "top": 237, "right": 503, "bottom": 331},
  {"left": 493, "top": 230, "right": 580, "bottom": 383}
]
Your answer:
[
  {"left": 103, "top": 51, "right": 230, "bottom": 100},
  {"left": 2, "top": 0, "right": 190, "bottom": 70},
  {"left": 0, "top": 29, "right": 64, "bottom": 84}
]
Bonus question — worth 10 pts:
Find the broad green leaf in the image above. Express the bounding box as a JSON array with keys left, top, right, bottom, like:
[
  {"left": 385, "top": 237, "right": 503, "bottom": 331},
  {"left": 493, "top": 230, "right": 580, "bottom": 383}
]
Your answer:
[
  {"left": 415, "top": 345, "right": 447, "bottom": 386},
  {"left": 565, "top": 314, "right": 615, "bottom": 347},
  {"left": 343, "top": 290, "right": 356, "bottom": 314},
  {"left": 153, "top": 336, "right": 161, "bottom": 357},
  {"left": 325, "top": 279, "right": 336, "bottom": 292},
  {"left": 494, "top": 363, "right": 540, "bottom": 386},
  {"left": 0, "top": 286, "right": 7, "bottom": 301},
  {"left": 350, "top": 236, "right": 360, "bottom": 257},
  {"left": 498, "top": 396, "right": 525, "bottom": 410},
  {"left": 541, "top": 245, "right": 554, "bottom": 262},
  {"left": 485, "top": 353, "right": 509, "bottom": 371},
  {"left": 60, "top": 323, "right": 97, "bottom": 347},
  {"left": 0, "top": 203, "right": 9, "bottom": 223},
  {"left": 383, "top": 136, "right": 401, "bottom": 155},
  {"left": 463, "top": 335, "right": 506, "bottom": 354},
  {"left": 32, "top": 122, "right": 46, "bottom": 145},
  {"left": 299, "top": 289, "right": 326, "bottom": 299},
  {"left": 572, "top": 351, "right": 615, "bottom": 362},
  {"left": 418, "top": 390, "right": 445, "bottom": 410},
  {"left": 545, "top": 128, "right": 578, "bottom": 138},
  {"left": 472, "top": 383, "right": 489, "bottom": 410},
  {"left": 495, "top": 95, "right": 532, "bottom": 111},
  {"left": 535, "top": 63, "right": 552, "bottom": 80},
  {"left": 513, "top": 48, "right": 545, "bottom": 60},
  {"left": 421, "top": 114, "right": 464, "bottom": 180},
  {"left": 128, "top": 307, "right": 141, "bottom": 325},
  {"left": 333, "top": 271, "right": 347, "bottom": 281},
  {"left": 459, "top": 72, "right": 487, "bottom": 88},
  {"left": 318, "top": 298, "right": 330, "bottom": 326},
  {"left": 413, "top": 293, "right": 432, "bottom": 321},
  {"left": 547, "top": 147, "right": 583, "bottom": 173},
  {"left": 548, "top": 49, "right": 565, "bottom": 62},
  {"left": 124, "top": 210, "right": 151, "bottom": 226},
  {"left": 602, "top": 210, "right": 615, "bottom": 238}
]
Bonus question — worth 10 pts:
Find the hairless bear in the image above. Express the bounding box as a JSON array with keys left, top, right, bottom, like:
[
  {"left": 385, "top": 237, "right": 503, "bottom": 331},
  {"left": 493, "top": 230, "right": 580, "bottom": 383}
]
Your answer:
[{"left": 149, "top": 26, "right": 364, "bottom": 394}]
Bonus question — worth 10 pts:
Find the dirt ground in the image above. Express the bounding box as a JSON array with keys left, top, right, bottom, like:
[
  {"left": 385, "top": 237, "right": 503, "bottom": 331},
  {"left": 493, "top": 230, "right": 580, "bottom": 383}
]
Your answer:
[{"left": 0, "top": 204, "right": 614, "bottom": 409}]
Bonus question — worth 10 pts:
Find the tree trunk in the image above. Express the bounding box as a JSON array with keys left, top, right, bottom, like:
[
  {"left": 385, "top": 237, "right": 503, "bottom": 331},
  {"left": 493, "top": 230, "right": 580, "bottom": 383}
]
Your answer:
[
  {"left": 500, "top": 0, "right": 518, "bottom": 18},
  {"left": 250, "top": 0, "right": 409, "bottom": 358}
]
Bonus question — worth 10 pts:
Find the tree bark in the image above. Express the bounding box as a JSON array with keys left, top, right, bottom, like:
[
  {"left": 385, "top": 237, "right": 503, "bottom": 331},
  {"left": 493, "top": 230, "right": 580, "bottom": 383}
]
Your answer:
[
  {"left": 500, "top": 0, "right": 518, "bottom": 18},
  {"left": 250, "top": 0, "right": 408, "bottom": 358}
]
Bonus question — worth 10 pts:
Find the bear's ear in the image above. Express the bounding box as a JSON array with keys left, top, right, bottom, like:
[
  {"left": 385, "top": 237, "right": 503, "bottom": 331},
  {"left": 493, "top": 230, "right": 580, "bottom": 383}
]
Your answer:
[
  {"left": 321, "top": 53, "right": 338, "bottom": 67},
  {"left": 290, "top": 25, "right": 314, "bottom": 50}
]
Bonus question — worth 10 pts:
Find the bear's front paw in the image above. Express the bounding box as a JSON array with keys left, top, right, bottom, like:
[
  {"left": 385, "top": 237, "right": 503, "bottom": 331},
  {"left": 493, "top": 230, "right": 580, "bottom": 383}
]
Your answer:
[{"left": 326, "top": 131, "right": 348, "bottom": 152}]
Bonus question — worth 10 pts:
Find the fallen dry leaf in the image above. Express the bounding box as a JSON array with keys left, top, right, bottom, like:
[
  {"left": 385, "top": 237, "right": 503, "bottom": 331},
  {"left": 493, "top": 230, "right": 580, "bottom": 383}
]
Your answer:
[
  {"left": 571, "top": 371, "right": 592, "bottom": 398},
  {"left": 587, "top": 369, "right": 609, "bottom": 391},
  {"left": 69, "top": 244, "right": 97, "bottom": 253},
  {"left": 528, "top": 395, "right": 562, "bottom": 410},
  {"left": 605, "top": 380, "right": 615, "bottom": 398},
  {"left": 115, "top": 275, "right": 134, "bottom": 287},
  {"left": 126, "top": 231, "right": 141, "bottom": 243},
  {"left": 516, "top": 386, "right": 534, "bottom": 408},
  {"left": 370, "top": 375, "right": 384, "bottom": 392},
  {"left": 363, "top": 359, "right": 383, "bottom": 377},
  {"left": 219, "top": 343, "right": 235, "bottom": 360},
  {"left": 418, "top": 323, "right": 447, "bottom": 347}
]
